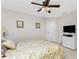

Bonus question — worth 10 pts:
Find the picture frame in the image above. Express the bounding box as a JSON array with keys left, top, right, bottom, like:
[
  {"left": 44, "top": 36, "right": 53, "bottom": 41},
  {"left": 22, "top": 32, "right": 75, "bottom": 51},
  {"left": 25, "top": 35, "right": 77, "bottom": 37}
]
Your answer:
[
  {"left": 17, "top": 21, "right": 24, "bottom": 28},
  {"left": 35, "top": 22, "right": 40, "bottom": 29}
]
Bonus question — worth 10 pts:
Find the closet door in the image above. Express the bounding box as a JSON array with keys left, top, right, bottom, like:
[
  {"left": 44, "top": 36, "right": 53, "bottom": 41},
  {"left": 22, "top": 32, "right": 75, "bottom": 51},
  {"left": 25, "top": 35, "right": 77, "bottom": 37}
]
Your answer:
[{"left": 46, "top": 21, "right": 56, "bottom": 42}]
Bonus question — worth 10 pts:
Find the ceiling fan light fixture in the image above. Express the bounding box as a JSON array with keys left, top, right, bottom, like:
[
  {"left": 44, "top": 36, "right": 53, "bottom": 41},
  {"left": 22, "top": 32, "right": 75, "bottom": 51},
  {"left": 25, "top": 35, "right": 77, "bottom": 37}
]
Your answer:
[
  {"left": 42, "top": 7, "right": 50, "bottom": 11},
  {"left": 31, "top": 0, "right": 60, "bottom": 13}
]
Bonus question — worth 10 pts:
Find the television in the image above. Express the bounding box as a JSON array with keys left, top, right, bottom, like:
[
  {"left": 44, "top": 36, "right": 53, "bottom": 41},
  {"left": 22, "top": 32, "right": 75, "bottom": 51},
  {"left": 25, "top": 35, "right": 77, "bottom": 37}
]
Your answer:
[{"left": 63, "top": 25, "right": 75, "bottom": 33}]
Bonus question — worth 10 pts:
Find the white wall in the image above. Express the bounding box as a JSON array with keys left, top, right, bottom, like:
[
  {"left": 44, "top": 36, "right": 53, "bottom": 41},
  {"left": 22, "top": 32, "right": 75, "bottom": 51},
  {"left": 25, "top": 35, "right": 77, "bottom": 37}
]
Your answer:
[
  {"left": 2, "top": 9, "right": 77, "bottom": 44},
  {"left": 1, "top": 9, "right": 46, "bottom": 42},
  {"left": 45, "top": 11, "right": 77, "bottom": 44},
  {"left": 56, "top": 11, "right": 77, "bottom": 44}
]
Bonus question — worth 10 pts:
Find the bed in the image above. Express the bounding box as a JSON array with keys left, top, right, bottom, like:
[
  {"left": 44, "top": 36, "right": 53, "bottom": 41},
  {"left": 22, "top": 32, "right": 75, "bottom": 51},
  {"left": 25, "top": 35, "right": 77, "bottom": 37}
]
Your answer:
[{"left": 2, "top": 39, "right": 64, "bottom": 59}]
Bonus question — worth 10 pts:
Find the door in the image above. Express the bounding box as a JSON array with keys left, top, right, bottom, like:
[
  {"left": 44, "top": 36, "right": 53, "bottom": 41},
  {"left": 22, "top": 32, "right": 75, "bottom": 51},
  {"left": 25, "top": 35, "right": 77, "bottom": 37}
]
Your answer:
[{"left": 46, "top": 21, "right": 56, "bottom": 42}]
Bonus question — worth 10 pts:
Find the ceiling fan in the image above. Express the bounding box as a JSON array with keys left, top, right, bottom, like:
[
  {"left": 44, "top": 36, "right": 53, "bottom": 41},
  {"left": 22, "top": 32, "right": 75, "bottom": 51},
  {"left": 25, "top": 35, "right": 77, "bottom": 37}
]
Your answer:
[{"left": 31, "top": 0, "right": 60, "bottom": 13}]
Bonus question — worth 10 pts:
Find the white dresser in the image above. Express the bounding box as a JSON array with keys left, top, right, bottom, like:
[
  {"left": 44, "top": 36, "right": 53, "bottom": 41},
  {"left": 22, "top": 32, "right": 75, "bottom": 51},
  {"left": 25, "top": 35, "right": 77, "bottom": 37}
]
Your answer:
[{"left": 62, "top": 33, "right": 77, "bottom": 49}]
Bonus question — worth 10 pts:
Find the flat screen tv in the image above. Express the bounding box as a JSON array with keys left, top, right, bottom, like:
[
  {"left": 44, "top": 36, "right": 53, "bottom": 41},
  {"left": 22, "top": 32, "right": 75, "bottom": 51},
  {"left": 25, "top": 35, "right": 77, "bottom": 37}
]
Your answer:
[{"left": 63, "top": 25, "right": 75, "bottom": 33}]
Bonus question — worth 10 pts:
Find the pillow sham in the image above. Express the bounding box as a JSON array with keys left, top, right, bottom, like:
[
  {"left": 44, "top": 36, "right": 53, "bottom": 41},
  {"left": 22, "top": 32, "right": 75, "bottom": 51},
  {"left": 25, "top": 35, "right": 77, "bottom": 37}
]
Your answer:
[
  {"left": 2, "top": 39, "right": 16, "bottom": 49},
  {"left": 1, "top": 37, "right": 6, "bottom": 41}
]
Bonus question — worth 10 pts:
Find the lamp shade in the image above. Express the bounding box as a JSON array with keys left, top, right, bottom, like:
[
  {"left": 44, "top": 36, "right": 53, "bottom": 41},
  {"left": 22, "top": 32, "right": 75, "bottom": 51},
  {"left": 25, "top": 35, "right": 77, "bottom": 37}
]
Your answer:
[
  {"left": 1, "top": 27, "right": 7, "bottom": 37},
  {"left": 2, "top": 27, "right": 7, "bottom": 33}
]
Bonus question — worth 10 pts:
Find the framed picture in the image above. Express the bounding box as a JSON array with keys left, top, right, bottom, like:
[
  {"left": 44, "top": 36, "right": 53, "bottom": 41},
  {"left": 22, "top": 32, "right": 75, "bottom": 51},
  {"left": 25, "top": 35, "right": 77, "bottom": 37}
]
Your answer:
[
  {"left": 17, "top": 21, "right": 24, "bottom": 28},
  {"left": 35, "top": 22, "right": 40, "bottom": 29}
]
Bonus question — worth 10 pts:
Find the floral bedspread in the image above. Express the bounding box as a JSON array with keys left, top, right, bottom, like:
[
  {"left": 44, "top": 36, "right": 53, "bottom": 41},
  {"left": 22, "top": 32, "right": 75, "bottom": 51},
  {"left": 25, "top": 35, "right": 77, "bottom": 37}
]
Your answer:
[{"left": 2, "top": 39, "right": 64, "bottom": 59}]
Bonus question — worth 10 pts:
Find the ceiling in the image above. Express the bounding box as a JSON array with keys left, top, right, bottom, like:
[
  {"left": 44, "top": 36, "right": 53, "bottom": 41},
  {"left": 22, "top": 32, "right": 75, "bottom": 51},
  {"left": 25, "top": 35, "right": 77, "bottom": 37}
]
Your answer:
[{"left": 1, "top": 0, "right": 77, "bottom": 18}]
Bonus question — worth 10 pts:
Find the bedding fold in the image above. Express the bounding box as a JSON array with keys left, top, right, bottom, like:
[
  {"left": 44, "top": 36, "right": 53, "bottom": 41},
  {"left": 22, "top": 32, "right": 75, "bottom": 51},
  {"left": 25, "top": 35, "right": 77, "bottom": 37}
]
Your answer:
[{"left": 2, "top": 39, "right": 64, "bottom": 59}]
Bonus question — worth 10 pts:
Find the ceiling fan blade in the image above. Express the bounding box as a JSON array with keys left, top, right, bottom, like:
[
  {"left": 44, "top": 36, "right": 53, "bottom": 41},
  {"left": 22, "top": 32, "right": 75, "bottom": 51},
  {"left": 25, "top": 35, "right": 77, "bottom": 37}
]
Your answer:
[
  {"left": 43, "top": 0, "right": 50, "bottom": 6},
  {"left": 31, "top": 2, "right": 43, "bottom": 6},
  {"left": 37, "top": 8, "right": 42, "bottom": 12},
  {"left": 48, "top": 5, "right": 60, "bottom": 7},
  {"left": 48, "top": 10, "right": 51, "bottom": 13}
]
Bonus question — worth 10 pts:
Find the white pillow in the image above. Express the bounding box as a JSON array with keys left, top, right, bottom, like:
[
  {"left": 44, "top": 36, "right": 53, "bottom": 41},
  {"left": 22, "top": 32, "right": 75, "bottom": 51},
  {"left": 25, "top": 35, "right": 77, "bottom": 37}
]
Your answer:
[
  {"left": 2, "top": 39, "right": 16, "bottom": 49},
  {"left": 1, "top": 37, "right": 6, "bottom": 41}
]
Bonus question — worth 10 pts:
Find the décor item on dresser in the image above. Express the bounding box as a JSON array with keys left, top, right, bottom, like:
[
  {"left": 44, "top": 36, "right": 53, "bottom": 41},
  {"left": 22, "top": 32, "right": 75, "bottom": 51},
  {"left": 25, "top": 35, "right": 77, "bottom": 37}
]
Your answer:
[
  {"left": 1, "top": 27, "right": 7, "bottom": 38},
  {"left": 17, "top": 21, "right": 24, "bottom": 28},
  {"left": 35, "top": 22, "right": 40, "bottom": 29},
  {"left": 2, "top": 39, "right": 16, "bottom": 49}
]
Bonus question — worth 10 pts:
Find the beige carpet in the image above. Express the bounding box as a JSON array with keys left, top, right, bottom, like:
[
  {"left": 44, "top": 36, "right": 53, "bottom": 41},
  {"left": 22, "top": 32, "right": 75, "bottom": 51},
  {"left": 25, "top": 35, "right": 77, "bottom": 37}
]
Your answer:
[
  {"left": 64, "top": 48, "right": 77, "bottom": 59},
  {"left": 49, "top": 41, "right": 77, "bottom": 59}
]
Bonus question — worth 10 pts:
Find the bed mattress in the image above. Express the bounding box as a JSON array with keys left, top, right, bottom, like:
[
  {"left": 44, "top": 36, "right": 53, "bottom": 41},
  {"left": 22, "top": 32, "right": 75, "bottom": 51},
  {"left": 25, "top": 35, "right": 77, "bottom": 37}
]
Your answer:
[{"left": 2, "top": 39, "right": 64, "bottom": 59}]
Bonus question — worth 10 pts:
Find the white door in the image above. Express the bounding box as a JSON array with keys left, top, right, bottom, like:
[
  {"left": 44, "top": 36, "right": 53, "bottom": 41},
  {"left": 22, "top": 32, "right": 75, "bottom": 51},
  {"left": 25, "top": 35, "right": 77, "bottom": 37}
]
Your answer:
[{"left": 46, "top": 21, "right": 56, "bottom": 42}]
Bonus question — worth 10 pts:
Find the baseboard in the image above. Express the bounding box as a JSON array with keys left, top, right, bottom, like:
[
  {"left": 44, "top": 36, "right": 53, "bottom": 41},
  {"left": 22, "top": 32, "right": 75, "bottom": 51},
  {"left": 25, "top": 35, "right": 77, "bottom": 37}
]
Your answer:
[
  {"left": 63, "top": 46, "right": 77, "bottom": 51},
  {"left": 46, "top": 40, "right": 61, "bottom": 45}
]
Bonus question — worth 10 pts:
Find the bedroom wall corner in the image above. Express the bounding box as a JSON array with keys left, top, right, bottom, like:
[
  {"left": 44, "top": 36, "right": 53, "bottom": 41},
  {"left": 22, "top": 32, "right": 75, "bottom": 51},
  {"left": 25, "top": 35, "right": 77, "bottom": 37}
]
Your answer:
[{"left": 1, "top": 9, "right": 46, "bottom": 42}]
